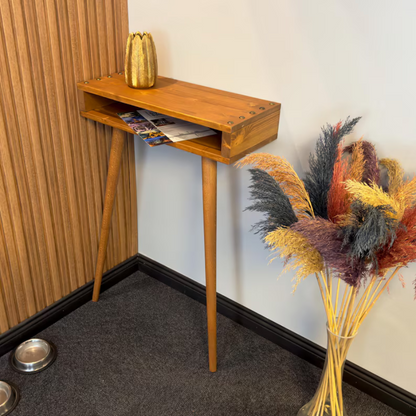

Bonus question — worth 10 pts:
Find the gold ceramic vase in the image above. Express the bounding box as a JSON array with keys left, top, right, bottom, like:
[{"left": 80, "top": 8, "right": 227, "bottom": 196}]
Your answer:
[{"left": 125, "top": 32, "right": 158, "bottom": 89}]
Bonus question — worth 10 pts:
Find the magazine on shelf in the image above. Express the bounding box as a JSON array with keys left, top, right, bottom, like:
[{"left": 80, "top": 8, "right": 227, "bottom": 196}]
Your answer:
[
  {"left": 137, "top": 110, "right": 217, "bottom": 142},
  {"left": 117, "top": 111, "right": 172, "bottom": 147},
  {"left": 117, "top": 109, "right": 217, "bottom": 147}
]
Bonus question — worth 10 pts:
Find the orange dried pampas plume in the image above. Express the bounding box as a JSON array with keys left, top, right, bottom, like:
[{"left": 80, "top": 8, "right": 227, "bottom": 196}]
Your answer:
[{"left": 327, "top": 142, "right": 349, "bottom": 222}]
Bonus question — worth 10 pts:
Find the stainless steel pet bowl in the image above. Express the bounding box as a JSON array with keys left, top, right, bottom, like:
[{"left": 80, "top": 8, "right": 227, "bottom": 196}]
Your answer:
[
  {"left": 0, "top": 381, "right": 19, "bottom": 415},
  {"left": 10, "top": 339, "right": 56, "bottom": 374}
]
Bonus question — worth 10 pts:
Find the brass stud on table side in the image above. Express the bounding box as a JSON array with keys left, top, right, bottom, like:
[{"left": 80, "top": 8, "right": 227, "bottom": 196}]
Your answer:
[
  {"left": 118, "top": 72, "right": 123, "bottom": 75},
  {"left": 269, "top": 102, "right": 275, "bottom": 105},
  {"left": 249, "top": 111, "right": 256, "bottom": 115},
  {"left": 96, "top": 78, "right": 101, "bottom": 81},
  {"left": 259, "top": 107, "right": 265, "bottom": 110},
  {"left": 108, "top": 75, "right": 112, "bottom": 78},
  {"left": 84, "top": 81, "right": 89, "bottom": 84},
  {"left": 239, "top": 116, "right": 245, "bottom": 119},
  {"left": 227, "top": 121, "right": 234, "bottom": 125}
]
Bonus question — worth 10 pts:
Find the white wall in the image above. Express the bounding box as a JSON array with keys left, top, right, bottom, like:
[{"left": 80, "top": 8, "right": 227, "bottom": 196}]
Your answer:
[{"left": 129, "top": 0, "right": 416, "bottom": 394}]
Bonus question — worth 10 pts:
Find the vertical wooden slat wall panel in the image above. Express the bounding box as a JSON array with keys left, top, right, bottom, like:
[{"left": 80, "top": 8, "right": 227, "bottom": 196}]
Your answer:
[
  {"left": 0, "top": 1, "right": 40, "bottom": 317},
  {"left": 0, "top": 195, "right": 19, "bottom": 327},
  {"left": 0, "top": 288, "right": 9, "bottom": 333},
  {"left": 7, "top": 0, "right": 49, "bottom": 310},
  {"left": 0, "top": 164, "right": 25, "bottom": 324},
  {"left": 0, "top": 0, "right": 137, "bottom": 334}
]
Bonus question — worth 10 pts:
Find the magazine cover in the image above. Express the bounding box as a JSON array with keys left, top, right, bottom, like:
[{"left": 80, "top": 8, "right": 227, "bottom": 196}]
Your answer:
[{"left": 117, "top": 111, "right": 173, "bottom": 147}]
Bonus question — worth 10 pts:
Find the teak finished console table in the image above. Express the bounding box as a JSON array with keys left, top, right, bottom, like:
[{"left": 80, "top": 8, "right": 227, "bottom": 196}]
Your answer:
[{"left": 77, "top": 72, "right": 281, "bottom": 372}]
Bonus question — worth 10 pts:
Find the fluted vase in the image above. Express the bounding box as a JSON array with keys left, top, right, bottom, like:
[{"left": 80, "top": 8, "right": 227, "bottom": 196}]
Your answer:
[{"left": 124, "top": 32, "right": 158, "bottom": 89}]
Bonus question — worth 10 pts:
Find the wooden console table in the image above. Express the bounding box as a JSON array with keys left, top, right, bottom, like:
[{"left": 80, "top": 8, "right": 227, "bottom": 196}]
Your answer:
[{"left": 77, "top": 72, "right": 281, "bottom": 372}]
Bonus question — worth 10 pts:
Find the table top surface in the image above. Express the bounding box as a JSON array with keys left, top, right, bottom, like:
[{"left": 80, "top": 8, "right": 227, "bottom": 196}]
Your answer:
[{"left": 77, "top": 72, "right": 280, "bottom": 133}]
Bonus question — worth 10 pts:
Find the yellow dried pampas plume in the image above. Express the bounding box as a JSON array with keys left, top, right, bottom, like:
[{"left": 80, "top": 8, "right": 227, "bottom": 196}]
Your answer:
[
  {"left": 380, "top": 158, "right": 404, "bottom": 195},
  {"left": 395, "top": 177, "right": 416, "bottom": 208},
  {"left": 265, "top": 227, "right": 323, "bottom": 293},
  {"left": 347, "top": 139, "right": 365, "bottom": 181},
  {"left": 344, "top": 179, "right": 404, "bottom": 220},
  {"left": 380, "top": 159, "right": 416, "bottom": 208}
]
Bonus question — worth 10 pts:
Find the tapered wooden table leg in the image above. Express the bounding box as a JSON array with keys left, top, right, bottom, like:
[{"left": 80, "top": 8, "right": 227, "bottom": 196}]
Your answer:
[
  {"left": 92, "top": 128, "right": 125, "bottom": 302},
  {"left": 201, "top": 156, "right": 217, "bottom": 372}
]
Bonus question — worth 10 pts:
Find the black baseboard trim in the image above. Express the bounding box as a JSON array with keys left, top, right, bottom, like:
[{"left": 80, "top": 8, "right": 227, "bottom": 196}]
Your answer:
[
  {"left": 138, "top": 253, "right": 416, "bottom": 416},
  {"left": 0, "top": 255, "right": 139, "bottom": 357}
]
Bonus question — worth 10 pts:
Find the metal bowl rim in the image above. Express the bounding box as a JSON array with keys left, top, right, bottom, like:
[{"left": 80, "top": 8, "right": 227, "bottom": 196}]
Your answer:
[
  {"left": 0, "top": 381, "right": 20, "bottom": 416},
  {"left": 10, "top": 340, "right": 57, "bottom": 375},
  {"left": 14, "top": 339, "right": 51, "bottom": 365},
  {"left": 0, "top": 381, "right": 12, "bottom": 408}
]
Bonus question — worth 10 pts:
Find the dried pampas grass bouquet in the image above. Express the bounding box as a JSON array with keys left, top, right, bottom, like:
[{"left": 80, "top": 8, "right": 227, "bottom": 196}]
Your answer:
[{"left": 237, "top": 117, "right": 416, "bottom": 416}]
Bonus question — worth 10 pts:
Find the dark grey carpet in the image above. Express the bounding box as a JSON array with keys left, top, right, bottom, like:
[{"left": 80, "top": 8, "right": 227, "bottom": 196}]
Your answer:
[{"left": 0, "top": 272, "right": 402, "bottom": 416}]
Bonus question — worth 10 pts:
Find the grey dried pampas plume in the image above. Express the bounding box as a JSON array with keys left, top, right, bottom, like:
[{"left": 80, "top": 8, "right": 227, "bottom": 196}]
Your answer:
[{"left": 246, "top": 169, "right": 298, "bottom": 239}]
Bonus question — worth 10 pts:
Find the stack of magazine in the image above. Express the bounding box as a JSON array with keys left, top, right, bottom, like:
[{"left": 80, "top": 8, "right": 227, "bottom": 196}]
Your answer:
[{"left": 118, "top": 109, "right": 217, "bottom": 147}]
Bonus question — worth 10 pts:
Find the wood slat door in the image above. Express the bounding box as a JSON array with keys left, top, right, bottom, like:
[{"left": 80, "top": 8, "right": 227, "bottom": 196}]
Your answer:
[{"left": 0, "top": 0, "right": 137, "bottom": 334}]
